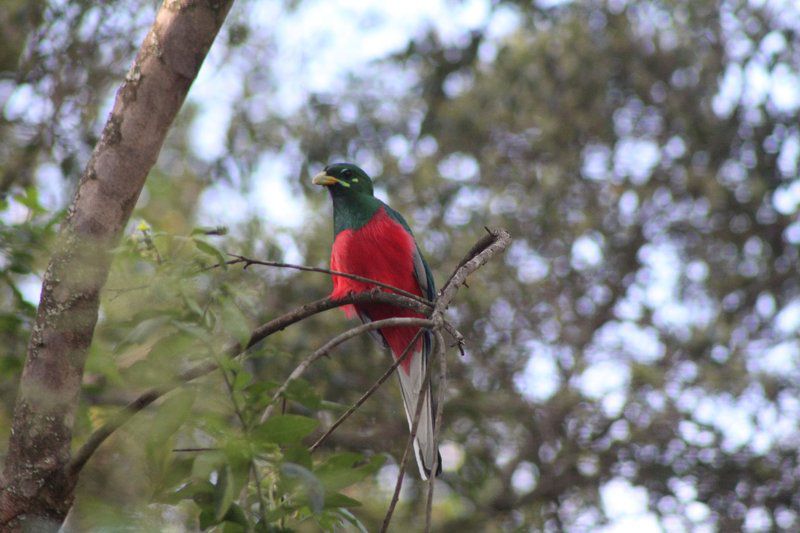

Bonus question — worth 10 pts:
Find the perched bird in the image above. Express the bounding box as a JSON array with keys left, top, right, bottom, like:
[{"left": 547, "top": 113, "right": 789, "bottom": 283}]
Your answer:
[{"left": 313, "top": 162, "right": 442, "bottom": 479}]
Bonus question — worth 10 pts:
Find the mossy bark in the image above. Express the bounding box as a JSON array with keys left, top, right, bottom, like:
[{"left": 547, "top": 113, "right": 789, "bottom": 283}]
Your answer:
[{"left": 0, "top": 1, "right": 234, "bottom": 529}]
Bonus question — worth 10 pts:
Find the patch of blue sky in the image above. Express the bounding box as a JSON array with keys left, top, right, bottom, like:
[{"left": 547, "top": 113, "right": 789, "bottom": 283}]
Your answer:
[
  {"left": 775, "top": 298, "right": 800, "bottom": 333},
  {"left": 581, "top": 143, "right": 611, "bottom": 181},
  {"left": 748, "top": 340, "right": 799, "bottom": 377},
  {"left": 681, "top": 382, "right": 800, "bottom": 456},
  {"left": 510, "top": 461, "right": 538, "bottom": 493},
  {"left": 443, "top": 186, "right": 490, "bottom": 226},
  {"left": 594, "top": 321, "right": 665, "bottom": 364},
  {"left": 777, "top": 133, "right": 799, "bottom": 177},
  {"left": 515, "top": 340, "right": 560, "bottom": 402},
  {"left": 693, "top": 393, "right": 756, "bottom": 451},
  {"left": 571, "top": 233, "right": 604, "bottom": 270},
  {"left": 188, "top": 0, "right": 521, "bottom": 230},
  {"left": 578, "top": 359, "right": 630, "bottom": 416},
  {"left": 772, "top": 180, "right": 800, "bottom": 215},
  {"left": 613, "top": 137, "right": 661, "bottom": 185},
  {"left": 438, "top": 152, "right": 480, "bottom": 183},
  {"left": 598, "top": 478, "right": 661, "bottom": 533},
  {"left": 250, "top": 148, "right": 309, "bottom": 228},
  {"left": 506, "top": 240, "right": 549, "bottom": 283}
]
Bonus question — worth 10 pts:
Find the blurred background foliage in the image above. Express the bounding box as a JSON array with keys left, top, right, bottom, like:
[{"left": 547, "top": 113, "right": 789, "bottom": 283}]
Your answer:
[{"left": 2, "top": 0, "right": 800, "bottom": 530}]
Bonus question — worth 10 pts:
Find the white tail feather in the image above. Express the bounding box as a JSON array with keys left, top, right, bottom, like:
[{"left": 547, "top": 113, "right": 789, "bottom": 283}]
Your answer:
[{"left": 395, "top": 344, "right": 438, "bottom": 480}]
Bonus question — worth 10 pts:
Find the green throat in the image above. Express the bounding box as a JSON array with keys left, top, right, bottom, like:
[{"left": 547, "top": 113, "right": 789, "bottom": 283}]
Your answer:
[{"left": 331, "top": 191, "right": 382, "bottom": 236}]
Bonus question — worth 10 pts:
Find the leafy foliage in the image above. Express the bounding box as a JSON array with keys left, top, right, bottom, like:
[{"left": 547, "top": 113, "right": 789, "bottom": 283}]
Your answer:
[{"left": 2, "top": 0, "right": 800, "bottom": 531}]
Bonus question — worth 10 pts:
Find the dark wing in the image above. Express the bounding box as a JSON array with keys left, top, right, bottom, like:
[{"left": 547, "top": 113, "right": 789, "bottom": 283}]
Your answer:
[
  {"left": 382, "top": 202, "right": 441, "bottom": 478},
  {"left": 382, "top": 203, "right": 436, "bottom": 300}
]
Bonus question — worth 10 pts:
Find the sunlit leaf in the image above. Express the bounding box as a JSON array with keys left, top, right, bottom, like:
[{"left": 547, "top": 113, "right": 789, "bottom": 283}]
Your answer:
[
  {"left": 221, "top": 299, "right": 251, "bottom": 347},
  {"left": 213, "top": 464, "right": 235, "bottom": 522},
  {"left": 253, "top": 415, "right": 319, "bottom": 446}
]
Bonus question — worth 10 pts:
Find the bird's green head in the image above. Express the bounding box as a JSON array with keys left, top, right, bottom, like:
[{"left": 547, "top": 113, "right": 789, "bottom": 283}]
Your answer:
[{"left": 312, "top": 163, "right": 374, "bottom": 197}]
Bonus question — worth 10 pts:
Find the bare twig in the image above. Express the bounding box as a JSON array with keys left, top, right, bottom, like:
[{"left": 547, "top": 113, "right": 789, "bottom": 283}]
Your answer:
[
  {"left": 68, "top": 387, "right": 168, "bottom": 477},
  {"left": 224, "top": 254, "right": 432, "bottom": 306},
  {"left": 440, "top": 228, "right": 499, "bottom": 290},
  {"left": 308, "top": 330, "right": 424, "bottom": 453},
  {"left": 107, "top": 285, "right": 150, "bottom": 301},
  {"left": 217, "top": 361, "right": 269, "bottom": 523},
  {"left": 426, "top": 330, "right": 448, "bottom": 532},
  {"left": 68, "top": 229, "right": 512, "bottom": 486},
  {"left": 259, "top": 318, "right": 433, "bottom": 423},
  {"left": 68, "top": 292, "right": 429, "bottom": 477},
  {"left": 380, "top": 341, "right": 435, "bottom": 533},
  {"left": 435, "top": 228, "right": 512, "bottom": 318}
]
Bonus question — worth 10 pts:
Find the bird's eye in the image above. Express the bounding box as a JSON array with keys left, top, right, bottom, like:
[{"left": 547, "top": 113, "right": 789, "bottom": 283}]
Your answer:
[{"left": 341, "top": 169, "right": 353, "bottom": 179}]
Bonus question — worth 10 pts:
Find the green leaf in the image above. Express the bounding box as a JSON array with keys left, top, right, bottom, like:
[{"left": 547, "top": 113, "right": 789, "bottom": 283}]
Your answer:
[
  {"left": 244, "top": 380, "right": 280, "bottom": 412},
  {"left": 284, "top": 445, "right": 313, "bottom": 469},
  {"left": 182, "top": 292, "right": 204, "bottom": 317},
  {"left": 315, "top": 453, "right": 386, "bottom": 492},
  {"left": 233, "top": 370, "right": 253, "bottom": 392},
  {"left": 213, "top": 464, "right": 235, "bottom": 522},
  {"left": 154, "top": 456, "right": 194, "bottom": 502},
  {"left": 324, "top": 492, "right": 362, "bottom": 508},
  {"left": 254, "top": 415, "right": 319, "bottom": 446},
  {"left": 191, "top": 451, "right": 226, "bottom": 481},
  {"left": 221, "top": 522, "right": 246, "bottom": 533},
  {"left": 221, "top": 299, "right": 251, "bottom": 347},
  {"left": 222, "top": 441, "right": 252, "bottom": 499},
  {"left": 194, "top": 238, "right": 227, "bottom": 266},
  {"left": 284, "top": 379, "right": 321, "bottom": 410},
  {"left": 15, "top": 186, "right": 46, "bottom": 215},
  {"left": 171, "top": 320, "right": 211, "bottom": 341},
  {"left": 319, "top": 400, "right": 349, "bottom": 413},
  {"left": 145, "top": 391, "right": 195, "bottom": 483},
  {"left": 281, "top": 463, "right": 325, "bottom": 515},
  {"left": 199, "top": 508, "right": 217, "bottom": 530},
  {"left": 153, "top": 390, "right": 195, "bottom": 440},
  {"left": 186, "top": 479, "right": 215, "bottom": 506},
  {"left": 336, "top": 508, "right": 369, "bottom": 533},
  {"left": 222, "top": 503, "right": 249, "bottom": 527},
  {"left": 117, "top": 316, "right": 171, "bottom": 348}
]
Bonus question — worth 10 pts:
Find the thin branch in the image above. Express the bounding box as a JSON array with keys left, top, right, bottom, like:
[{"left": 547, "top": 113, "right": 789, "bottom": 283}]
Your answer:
[
  {"left": 308, "top": 329, "right": 423, "bottom": 453},
  {"left": 259, "top": 318, "right": 433, "bottom": 423},
  {"left": 380, "top": 340, "right": 435, "bottom": 533},
  {"left": 426, "top": 330, "right": 448, "bottom": 532},
  {"left": 435, "top": 228, "right": 512, "bottom": 318},
  {"left": 68, "top": 292, "right": 429, "bottom": 478},
  {"left": 225, "top": 254, "right": 432, "bottom": 307},
  {"left": 107, "top": 284, "right": 150, "bottom": 301},
  {"left": 441, "top": 228, "right": 500, "bottom": 290},
  {"left": 68, "top": 387, "right": 167, "bottom": 477},
  {"left": 68, "top": 230, "right": 511, "bottom": 479},
  {"left": 217, "top": 361, "right": 269, "bottom": 523},
  {"left": 246, "top": 291, "right": 430, "bottom": 351}
]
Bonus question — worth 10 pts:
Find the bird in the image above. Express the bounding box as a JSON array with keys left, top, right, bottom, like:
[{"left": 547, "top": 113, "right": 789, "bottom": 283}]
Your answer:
[{"left": 312, "top": 162, "right": 442, "bottom": 480}]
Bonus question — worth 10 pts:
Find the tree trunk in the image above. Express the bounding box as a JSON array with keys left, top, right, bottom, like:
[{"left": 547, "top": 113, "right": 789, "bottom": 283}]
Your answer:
[{"left": 0, "top": 1, "right": 233, "bottom": 529}]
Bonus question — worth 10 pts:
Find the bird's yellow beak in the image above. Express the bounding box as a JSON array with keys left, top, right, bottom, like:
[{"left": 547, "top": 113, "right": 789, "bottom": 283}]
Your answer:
[{"left": 312, "top": 171, "right": 340, "bottom": 187}]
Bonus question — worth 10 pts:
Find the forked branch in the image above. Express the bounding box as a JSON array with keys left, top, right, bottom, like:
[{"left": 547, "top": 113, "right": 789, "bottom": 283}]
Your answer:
[{"left": 68, "top": 227, "right": 512, "bottom": 506}]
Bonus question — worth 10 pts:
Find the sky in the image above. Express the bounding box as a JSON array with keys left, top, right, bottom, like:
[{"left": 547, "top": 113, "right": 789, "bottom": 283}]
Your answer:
[
  {"left": 186, "top": 1, "right": 671, "bottom": 530},
  {"left": 189, "top": 0, "right": 521, "bottom": 231}
]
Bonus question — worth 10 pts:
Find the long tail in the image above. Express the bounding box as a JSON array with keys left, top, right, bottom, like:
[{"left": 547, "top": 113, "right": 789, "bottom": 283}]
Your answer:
[
  {"left": 356, "top": 305, "right": 442, "bottom": 479},
  {"left": 394, "top": 331, "right": 442, "bottom": 480}
]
